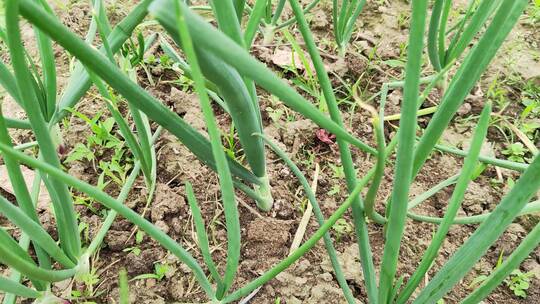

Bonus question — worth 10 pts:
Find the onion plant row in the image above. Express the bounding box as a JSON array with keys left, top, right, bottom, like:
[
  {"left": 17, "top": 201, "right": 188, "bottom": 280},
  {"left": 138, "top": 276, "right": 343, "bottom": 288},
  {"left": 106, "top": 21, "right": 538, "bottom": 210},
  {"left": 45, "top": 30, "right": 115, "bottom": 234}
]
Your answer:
[{"left": 0, "top": 0, "right": 538, "bottom": 303}]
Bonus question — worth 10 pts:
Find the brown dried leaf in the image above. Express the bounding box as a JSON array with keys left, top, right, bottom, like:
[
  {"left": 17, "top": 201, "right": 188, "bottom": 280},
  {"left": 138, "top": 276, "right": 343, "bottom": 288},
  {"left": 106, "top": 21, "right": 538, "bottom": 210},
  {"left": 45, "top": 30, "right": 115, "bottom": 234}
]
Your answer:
[
  {"left": 2, "top": 95, "right": 26, "bottom": 119},
  {"left": 271, "top": 48, "right": 305, "bottom": 70},
  {"left": 0, "top": 165, "right": 50, "bottom": 210}
]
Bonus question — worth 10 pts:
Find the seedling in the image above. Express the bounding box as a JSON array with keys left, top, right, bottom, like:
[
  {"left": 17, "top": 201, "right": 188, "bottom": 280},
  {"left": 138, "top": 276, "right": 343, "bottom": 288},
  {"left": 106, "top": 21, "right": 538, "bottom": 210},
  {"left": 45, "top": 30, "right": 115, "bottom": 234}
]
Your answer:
[
  {"left": 502, "top": 142, "right": 528, "bottom": 163},
  {"left": 332, "top": 218, "right": 353, "bottom": 242},
  {"left": 132, "top": 262, "right": 171, "bottom": 281},
  {"left": 505, "top": 269, "right": 534, "bottom": 298},
  {"left": 122, "top": 246, "right": 141, "bottom": 256}
]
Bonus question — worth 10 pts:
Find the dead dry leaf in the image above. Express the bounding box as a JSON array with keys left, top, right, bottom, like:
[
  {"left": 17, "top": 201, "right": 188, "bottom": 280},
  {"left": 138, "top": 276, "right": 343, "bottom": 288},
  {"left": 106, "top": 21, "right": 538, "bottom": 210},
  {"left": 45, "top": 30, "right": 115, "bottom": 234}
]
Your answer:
[
  {"left": 272, "top": 48, "right": 306, "bottom": 70},
  {"left": 2, "top": 94, "right": 26, "bottom": 119},
  {"left": 310, "top": 9, "right": 328, "bottom": 29},
  {"left": 0, "top": 165, "right": 50, "bottom": 210}
]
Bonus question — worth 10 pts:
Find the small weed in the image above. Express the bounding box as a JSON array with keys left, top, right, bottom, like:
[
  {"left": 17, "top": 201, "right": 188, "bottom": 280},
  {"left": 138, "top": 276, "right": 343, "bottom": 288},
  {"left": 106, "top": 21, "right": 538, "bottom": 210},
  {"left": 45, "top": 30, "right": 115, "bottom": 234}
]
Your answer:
[
  {"left": 397, "top": 11, "right": 410, "bottom": 29},
  {"left": 120, "top": 31, "right": 146, "bottom": 66},
  {"left": 66, "top": 110, "right": 133, "bottom": 186},
  {"left": 486, "top": 75, "right": 508, "bottom": 110},
  {"left": 332, "top": 218, "right": 353, "bottom": 242},
  {"left": 299, "top": 149, "right": 316, "bottom": 168},
  {"left": 135, "top": 230, "right": 145, "bottom": 244},
  {"left": 525, "top": 1, "right": 540, "bottom": 25},
  {"left": 329, "top": 164, "right": 345, "bottom": 179},
  {"left": 468, "top": 250, "right": 534, "bottom": 298},
  {"left": 505, "top": 269, "right": 535, "bottom": 298},
  {"left": 223, "top": 124, "right": 242, "bottom": 161},
  {"left": 327, "top": 184, "right": 341, "bottom": 196},
  {"left": 520, "top": 79, "right": 540, "bottom": 119},
  {"left": 72, "top": 267, "right": 100, "bottom": 299},
  {"left": 122, "top": 231, "right": 145, "bottom": 256},
  {"left": 123, "top": 246, "right": 141, "bottom": 256},
  {"left": 132, "top": 262, "right": 171, "bottom": 281},
  {"left": 502, "top": 142, "right": 528, "bottom": 163}
]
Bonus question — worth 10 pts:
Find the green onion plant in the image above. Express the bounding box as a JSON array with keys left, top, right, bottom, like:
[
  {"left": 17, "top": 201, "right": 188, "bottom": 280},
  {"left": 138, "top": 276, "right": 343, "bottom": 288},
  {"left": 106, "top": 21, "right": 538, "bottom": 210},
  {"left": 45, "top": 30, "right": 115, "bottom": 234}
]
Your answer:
[
  {"left": 0, "top": 0, "right": 538, "bottom": 303},
  {"left": 333, "top": 0, "right": 367, "bottom": 57},
  {"left": 245, "top": 0, "right": 322, "bottom": 45}
]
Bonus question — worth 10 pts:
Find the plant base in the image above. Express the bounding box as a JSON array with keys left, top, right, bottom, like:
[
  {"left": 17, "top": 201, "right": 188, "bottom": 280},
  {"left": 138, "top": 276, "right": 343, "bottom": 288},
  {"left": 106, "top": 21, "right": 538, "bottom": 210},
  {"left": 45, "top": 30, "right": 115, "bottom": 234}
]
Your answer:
[
  {"left": 254, "top": 175, "right": 273, "bottom": 211},
  {"left": 262, "top": 26, "right": 276, "bottom": 45}
]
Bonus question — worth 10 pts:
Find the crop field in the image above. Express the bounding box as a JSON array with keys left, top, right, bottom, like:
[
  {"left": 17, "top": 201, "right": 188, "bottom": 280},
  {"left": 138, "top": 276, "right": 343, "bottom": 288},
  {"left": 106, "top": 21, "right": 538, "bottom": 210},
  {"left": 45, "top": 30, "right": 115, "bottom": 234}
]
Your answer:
[{"left": 0, "top": 0, "right": 539, "bottom": 303}]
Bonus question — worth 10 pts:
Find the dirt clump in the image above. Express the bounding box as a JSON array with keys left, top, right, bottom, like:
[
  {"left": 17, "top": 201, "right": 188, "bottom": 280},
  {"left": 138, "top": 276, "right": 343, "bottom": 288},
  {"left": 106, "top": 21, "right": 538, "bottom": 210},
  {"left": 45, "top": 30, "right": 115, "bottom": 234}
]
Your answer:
[
  {"left": 151, "top": 183, "right": 186, "bottom": 222},
  {"left": 462, "top": 181, "right": 494, "bottom": 215},
  {"left": 281, "top": 119, "right": 317, "bottom": 156},
  {"left": 321, "top": 244, "right": 364, "bottom": 287},
  {"left": 245, "top": 217, "right": 293, "bottom": 259}
]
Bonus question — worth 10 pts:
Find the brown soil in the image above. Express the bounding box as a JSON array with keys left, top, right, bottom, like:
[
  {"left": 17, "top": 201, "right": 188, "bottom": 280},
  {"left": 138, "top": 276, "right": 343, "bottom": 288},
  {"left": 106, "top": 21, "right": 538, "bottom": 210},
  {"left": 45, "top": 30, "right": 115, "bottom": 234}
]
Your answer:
[{"left": 1, "top": 1, "right": 539, "bottom": 304}]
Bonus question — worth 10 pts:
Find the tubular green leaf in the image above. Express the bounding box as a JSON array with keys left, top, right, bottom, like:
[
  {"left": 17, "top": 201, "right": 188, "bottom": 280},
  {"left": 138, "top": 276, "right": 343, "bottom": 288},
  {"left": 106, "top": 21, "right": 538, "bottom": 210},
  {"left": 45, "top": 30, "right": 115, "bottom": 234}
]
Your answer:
[
  {"left": 33, "top": 0, "right": 56, "bottom": 121},
  {"left": 92, "top": 0, "right": 112, "bottom": 37},
  {"left": 3, "top": 118, "right": 31, "bottom": 129},
  {"left": 0, "top": 237, "right": 75, "bottom": 283},
  {"left": 0, "top": 108, "right": 44, "bottom": 230},
  {"left": 244, "top": 0, "right": 267, "bottom": 47},
  {"left": 378, "top": 1, "right": 428, "bottom": 302},
  {"left": 437, "top": 0, "right": 451, "bottom": 67},
  {"left": 1, "top": 170, "right": 47, "bottom": 303},
  {"left": 93, "top": 1, "right": 115, "bottom": 63},
  {"left": 413, "top": 0, "right": 529, "bottom": 177},
  {"left": 158, "top": 21, "right": 270, "bottom": 208},
  {"left": 17, "top": 0, "right": 260, "bottom": 186},
  {"left": 149, "top": 0, "right": 377, "bottom": 155},
  {"left": 52, "top": 0, "right": 153, "bottom": 124},
  {"left": 185, "top": 182, "right": 223, "bottom": 288},
  {"left": 0, "top": 276, "right": 41, "bottom": 298},
  {"left": 287, "top": 0, "right": 378, "bottom": 301},
  {"left": 256, "top": 133, "right": 356, "bottom": 304},
  {"left": 210, "top": 0, "right": 244, "bottom": 47},
  {"left": 233, "top": 0, "right": 245, "bottom": 21},
  {"left": 210, "top": 0, "right": 262, "bottom": 125},
  {"left": 461, "top": 222, "right": 540, "bottom": 304},
  {"left": 275, "top": 0, "right": 321, "bottom": 30},
  {"left": 433, "top": 143, "right": 528, "bottom": 172},
  {"left": 127, "top": 103, "right": 154, "bottom": 186},
  {"left": 407, "top": 200, "right": 540, "bottom": 225},
  {"left": 0, "top": 196, "right": 75, "bottom": 268},
  {"left": 413, "top": 155, "right": 540, "bottom": 303},
  {"left": 336, "top": 0, "right": 350, "bottom": 48},
  {"left": 271, "top": 0, "right": 287, "bottom": 25},
  {"left": 0, "top": 61, "right": 22, "bottom": 105},
  {"left": 397, "top": 102, "right": 491, "bottom": 303},
  {"left": 5, "top": 0, "right": 81, "bottom": 259},
  {"left": 446, "top": 0, "right": 503, "bottom": 63},
  {"left": 172, "top": 2, "right": 238, "bottom": 298},
  {"left": 363, "top": 116, "right": 387, "bottom": 225},
  {"left": 341, "top": 0, "right": 367, "bottom": 53},
  {"left": 407, "top": 174, "right": 459, "bottom": 210},
  {"left": 0, "top": 142, "right": 215, "bottom": 299},
  {"left": 427, "top": 0, "right": 445, "bottom": 71},
  {"left": 0, "top": 228, "right": 45, "bottom": 290}
]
